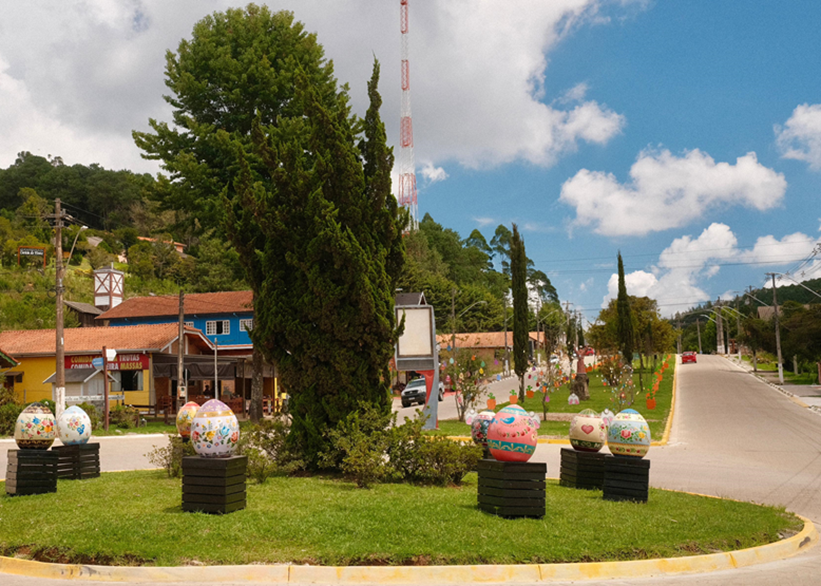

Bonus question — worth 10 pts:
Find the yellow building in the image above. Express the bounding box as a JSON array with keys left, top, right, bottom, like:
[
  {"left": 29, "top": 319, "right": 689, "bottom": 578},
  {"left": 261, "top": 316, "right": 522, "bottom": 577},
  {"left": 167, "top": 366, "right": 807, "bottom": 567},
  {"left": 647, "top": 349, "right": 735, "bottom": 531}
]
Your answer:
[{"left": 0, "top": 323, "right": 214, "bottom": 410}]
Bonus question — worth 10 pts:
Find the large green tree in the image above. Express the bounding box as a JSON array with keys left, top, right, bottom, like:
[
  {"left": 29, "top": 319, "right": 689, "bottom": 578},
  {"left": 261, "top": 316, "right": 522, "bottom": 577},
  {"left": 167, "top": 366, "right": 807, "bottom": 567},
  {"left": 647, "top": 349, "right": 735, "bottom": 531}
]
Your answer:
[
  {"left": 510, "top": 224, "right": 529, "bottom": 401},
  {"left": 135, "top": 5, "right": 404, "bottom": 465}
]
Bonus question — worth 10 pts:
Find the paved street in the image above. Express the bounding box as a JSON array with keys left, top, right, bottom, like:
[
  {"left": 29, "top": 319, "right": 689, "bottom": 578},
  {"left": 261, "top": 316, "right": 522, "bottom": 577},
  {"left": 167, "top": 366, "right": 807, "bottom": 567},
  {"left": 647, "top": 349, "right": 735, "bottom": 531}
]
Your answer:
[{"left": 4, "top": 354, "right": 821, "bottom": 585}]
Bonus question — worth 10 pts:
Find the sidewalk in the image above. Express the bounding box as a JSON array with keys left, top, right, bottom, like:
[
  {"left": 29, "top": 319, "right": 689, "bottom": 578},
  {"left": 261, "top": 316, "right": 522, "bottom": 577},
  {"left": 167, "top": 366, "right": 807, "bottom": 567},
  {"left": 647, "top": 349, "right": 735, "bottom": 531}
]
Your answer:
[{"left": 726, "top": 356, "right": 821, "bottom": 409}]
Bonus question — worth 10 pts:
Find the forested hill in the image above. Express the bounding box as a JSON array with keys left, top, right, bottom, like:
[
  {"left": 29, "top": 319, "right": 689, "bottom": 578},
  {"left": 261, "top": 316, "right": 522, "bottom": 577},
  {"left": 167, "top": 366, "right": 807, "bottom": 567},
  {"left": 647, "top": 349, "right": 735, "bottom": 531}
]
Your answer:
[{"left": 0, "top": 153, "right": 561, "bottom": 334}]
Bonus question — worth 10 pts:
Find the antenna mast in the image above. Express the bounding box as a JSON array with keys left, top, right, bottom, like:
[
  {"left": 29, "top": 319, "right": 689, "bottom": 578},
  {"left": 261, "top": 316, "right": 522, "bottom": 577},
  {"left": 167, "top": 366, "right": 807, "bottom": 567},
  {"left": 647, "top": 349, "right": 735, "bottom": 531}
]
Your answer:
[{"left": 398, "top": 0, "right": 418, "bottom": 229}]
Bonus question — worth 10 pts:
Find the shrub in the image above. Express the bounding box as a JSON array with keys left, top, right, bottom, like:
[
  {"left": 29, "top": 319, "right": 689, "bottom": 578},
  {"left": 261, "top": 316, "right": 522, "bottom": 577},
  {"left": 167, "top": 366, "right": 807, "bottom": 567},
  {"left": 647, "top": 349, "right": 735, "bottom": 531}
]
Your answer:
[
  {"left": 38, "top": 399, "right": 56, "bottom": 415},
  {"left": 145, "top": 435, "right": 196, "bottom": 478},
  {"left": 76, "top": 402, "right": 101, "bottom": 430},
  {"left": 411, "top": 437, "right": 482, "bottom": 486},
  {"left": 109, "top": 404, "right": 140, "bottom": 429},
  {"left": 0, "top": 402, "right": 24, "bottom": 436},
  {"left": 237, "top": 417, "right": 305, "bottom": 483}
]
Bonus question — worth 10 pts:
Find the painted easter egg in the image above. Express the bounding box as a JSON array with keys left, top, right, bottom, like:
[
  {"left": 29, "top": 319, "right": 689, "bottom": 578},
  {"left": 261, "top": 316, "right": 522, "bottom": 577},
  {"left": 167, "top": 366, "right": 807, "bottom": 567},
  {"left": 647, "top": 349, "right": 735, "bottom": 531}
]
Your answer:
[
  {"left": 470, "top": 410, "right": 496, "bottom": 448},
  {"left": 568, "top": 393, "right": 580, "bottom": 405},
  {"left": 569, "top": 408, "right": 606, "bottom": 452},
  {"left": 190, "top": 399, "right": 240, "bottom": 458},
  {"left": 15, "top": 402, "right": 56, "bottom": 449},
  {"left": 486, "top": 405, "right": 539, "bottom": 462},
  {"left": 600, "top": 409, "right": 615, "bottom": 429},
  {"left": 607, "top": 408, "right": 651, "bottom": 458},
  {"left": 176, "top": 401, "right": 201, "bottom": 439},
  {"left": 56, "top": 405, "right": 92, "bottom": 446}
]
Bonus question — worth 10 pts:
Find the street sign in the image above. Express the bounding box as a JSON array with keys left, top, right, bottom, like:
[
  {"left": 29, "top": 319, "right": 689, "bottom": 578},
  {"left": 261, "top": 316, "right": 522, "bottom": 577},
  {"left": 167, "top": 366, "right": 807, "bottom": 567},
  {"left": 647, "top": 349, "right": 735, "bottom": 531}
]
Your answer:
[{"left": 91, "top": 357, "right": 104, "bottom": 369}]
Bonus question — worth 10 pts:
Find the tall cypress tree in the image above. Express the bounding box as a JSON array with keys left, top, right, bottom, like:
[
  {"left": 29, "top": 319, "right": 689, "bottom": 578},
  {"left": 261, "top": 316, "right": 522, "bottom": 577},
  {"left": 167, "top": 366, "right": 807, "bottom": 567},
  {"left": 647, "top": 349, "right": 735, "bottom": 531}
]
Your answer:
[
  {"left": 616, "top": 252, "right": 635, "bottom": 367},
  {"left": 135, "top": 7, "right": 404, "bottom": 466},
  {"left": 510, "top": 224, "right": 529, "bottom": 401}
]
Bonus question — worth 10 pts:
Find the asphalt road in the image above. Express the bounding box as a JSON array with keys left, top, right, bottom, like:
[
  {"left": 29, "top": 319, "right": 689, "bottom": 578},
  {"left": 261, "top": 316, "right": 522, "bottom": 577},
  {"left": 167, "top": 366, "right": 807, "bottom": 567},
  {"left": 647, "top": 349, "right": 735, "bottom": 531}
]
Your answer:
[{"left": 4, "top": 354, "right": 821, "bottom": 585}]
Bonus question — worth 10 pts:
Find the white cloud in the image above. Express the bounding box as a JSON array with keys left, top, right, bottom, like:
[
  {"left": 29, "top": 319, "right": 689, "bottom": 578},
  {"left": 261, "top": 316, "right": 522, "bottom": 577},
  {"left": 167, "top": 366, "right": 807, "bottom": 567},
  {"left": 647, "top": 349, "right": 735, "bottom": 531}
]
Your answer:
[
  {"left": 601, "top": 224, "right": 820, "bottom": 316},
  {"left": 0, "top": 1, "right": 634, "bottom": 173},
  {"left": 419, "top": 162, "right": 448, "bottom": 184},
  {"left": 775, "top": 103, "right": 821, "bottom": 170},
  {"left": 473, "top": 217, "right": 495, "bottom": 228},
  {"left": 560, "top": 149, "right": 787, "bottom": 237}
]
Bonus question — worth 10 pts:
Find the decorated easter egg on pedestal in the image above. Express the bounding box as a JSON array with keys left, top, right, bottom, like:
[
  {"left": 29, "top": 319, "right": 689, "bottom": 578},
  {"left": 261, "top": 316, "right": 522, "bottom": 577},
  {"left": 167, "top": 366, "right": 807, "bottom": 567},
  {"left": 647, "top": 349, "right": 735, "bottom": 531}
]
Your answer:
[
  {"left": 469, "top": 410, "right": 496, "bottom": 448},
  {"left": 191, "top": 399, "right": 240, "bottom": 458},
  {"left": 176, "top": 401, "right": 201, "bottom": 440},
  {"left": 56, "top": 405, "right": 92, "bottom": 445},
  {"left": 569, "top": 409, "right": 606, "bottom": 452},
  {"left": 487, "top": 405, "right": 538, "bottom": 462},
  {"left": 15, "top": 402, "right": 56, "bottom": 449},
  {"left": 600, "top": 409, "right": 615, "bottom": 429},
  {"left": 607, "top": 408, "right": 651, "bottom": 458}
]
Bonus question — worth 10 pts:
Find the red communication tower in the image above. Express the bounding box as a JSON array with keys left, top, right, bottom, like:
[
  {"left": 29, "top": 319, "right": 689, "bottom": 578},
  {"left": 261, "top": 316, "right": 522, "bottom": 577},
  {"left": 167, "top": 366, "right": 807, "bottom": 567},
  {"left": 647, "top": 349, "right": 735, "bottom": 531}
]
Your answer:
[{"left": 398, "top": 0, "right": 418, "bottom": 229}]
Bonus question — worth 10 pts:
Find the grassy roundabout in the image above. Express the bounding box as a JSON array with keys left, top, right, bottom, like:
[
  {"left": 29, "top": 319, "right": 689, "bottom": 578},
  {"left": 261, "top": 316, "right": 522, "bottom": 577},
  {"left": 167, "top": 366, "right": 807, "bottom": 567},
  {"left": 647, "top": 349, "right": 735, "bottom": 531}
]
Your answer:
[{"left": 0, "top": 470, "right": 801, "bottom": 567}]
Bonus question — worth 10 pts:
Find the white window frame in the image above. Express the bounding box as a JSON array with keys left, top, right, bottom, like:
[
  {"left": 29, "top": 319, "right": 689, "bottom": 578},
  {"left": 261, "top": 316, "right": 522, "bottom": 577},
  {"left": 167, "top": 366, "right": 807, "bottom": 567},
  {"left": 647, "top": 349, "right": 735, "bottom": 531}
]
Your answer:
[
  {"left": 206, "top": 320, "right": 230, "bottom": 336},
  {"left": 184, "top": 321, "right": 194, "bottom": 328},
  {"left": 240, "top": 318, "right": 254, "bottom": 333}
]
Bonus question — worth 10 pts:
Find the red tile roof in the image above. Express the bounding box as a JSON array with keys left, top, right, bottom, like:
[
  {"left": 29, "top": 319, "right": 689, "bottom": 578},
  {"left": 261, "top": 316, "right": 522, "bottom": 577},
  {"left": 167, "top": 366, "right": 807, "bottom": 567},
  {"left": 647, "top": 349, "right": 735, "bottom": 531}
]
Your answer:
[
  {"left": 98, "top": 291, "right": 253, "bottom": 321},
  {"left": 0, "top": 323, "right": 213, "bottom": 357},
  {"left": 0, "top": 346, "right": 17, "bottom": 368},
  {"left": 436, "top": 331, "right": 541, "bottom": 349}
]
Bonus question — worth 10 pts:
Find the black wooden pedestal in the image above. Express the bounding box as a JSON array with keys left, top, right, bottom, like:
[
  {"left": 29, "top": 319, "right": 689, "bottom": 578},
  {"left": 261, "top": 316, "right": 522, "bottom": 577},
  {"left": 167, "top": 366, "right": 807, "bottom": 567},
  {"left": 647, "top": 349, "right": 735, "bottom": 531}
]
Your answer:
[
  {"left": 603, "top": 456, "right": 650, "bottom": 503},
  {"left": 559, "top": 448, "right": 606, "bottom": 490},
  {"left": 53, "top": 443, "right": 100, "bottom": 480},
  {"left": 6, "top": 449, "right": 58, "bottom": 496},
  {"left": 182, "top": 455, "right": 247, "bottom": 514},
  {"left": 477, "top": 459, "right": 546, "bottom": 518}
]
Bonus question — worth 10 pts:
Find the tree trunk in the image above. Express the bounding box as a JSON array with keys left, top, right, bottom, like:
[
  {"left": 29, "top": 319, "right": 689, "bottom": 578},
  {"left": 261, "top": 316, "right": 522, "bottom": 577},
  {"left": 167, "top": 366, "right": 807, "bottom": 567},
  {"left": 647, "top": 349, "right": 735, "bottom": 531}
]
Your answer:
[
  {"left": 249, "top": 345, "right": 264, "bottom": 422},
  {"left": 638, "top": 352, "right": 645, "bottom": 403}
]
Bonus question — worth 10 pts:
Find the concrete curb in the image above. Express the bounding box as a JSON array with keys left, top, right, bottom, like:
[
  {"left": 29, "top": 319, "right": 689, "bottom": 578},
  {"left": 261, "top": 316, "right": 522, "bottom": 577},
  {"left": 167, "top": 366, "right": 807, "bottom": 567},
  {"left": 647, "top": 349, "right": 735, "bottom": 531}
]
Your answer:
[
  {"left": 724, "top": 356, "right": 821, "bottom": 417},
  {"left": 0, "top": 515, "right": 815, "bottom": 584}
]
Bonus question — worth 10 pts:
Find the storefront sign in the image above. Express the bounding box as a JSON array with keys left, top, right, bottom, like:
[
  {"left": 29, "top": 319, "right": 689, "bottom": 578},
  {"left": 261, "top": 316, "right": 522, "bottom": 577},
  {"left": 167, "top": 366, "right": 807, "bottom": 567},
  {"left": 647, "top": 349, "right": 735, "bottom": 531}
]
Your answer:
[{"left": 66, "top": 353, "right": 149, "bottom": 371}]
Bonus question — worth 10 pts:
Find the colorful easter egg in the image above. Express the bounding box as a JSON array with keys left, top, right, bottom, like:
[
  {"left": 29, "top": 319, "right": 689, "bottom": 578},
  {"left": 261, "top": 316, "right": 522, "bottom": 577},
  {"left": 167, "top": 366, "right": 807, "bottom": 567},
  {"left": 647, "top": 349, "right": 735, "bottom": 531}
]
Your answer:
[
  {"left": 176, "top": 401, "right": 201, "bottom": 439},
  {"left": 15, "top": 402, "right": 56, "bottom": 449},
  {"left": 486, "top": 405, "right": 539, "bottom": 462},
  {"left": 569, "top": 408, "right": 606, "bottom": 452},
  {"left": 190, "top": 399, "right": 240, "bottom": 458},
  {"left": 469, "top": 410, "right": 496, "bottom": 448},
  {"left": 600, "top": 409, "right": 615, "bottom": 428},
  {"left": 607, "top": 408, "right": 651, "bottom": 458},
  {"left": 568, "top": 393, "right": 580, "bottom": 405},
  {"left": 56, "top": 405, "right": 92, "bottom": 446}
]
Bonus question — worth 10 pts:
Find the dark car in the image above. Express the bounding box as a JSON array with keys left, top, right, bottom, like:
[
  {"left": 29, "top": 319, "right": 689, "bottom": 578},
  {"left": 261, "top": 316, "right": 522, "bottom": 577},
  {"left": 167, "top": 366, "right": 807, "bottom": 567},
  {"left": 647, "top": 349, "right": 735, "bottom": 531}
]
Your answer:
[
  {"left": 682, "top": 351, "right": 697, "bottom": 364},
  {"left": 400, "top": 378, "right": 444, "bottom": 408}
]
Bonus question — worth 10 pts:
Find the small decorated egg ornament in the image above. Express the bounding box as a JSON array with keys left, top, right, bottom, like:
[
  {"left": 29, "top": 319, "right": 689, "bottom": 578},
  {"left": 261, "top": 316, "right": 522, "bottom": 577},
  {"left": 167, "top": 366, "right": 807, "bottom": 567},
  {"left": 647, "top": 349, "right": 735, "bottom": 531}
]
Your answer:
[
  {"left": 176, "top": 401, "right": 201, "bottom": 440},
  {"left": 57, "top": 405, "right": 92, "bottom": 446},
  {"left": 569, "top": 409, "right": 606, "bottom": 453},
  {"left": 486, "top": 405, "right": 539, "bottom": 462},
  {"left": 607, "top": 408, "right": 651, "bottom": 458},
  {"left": 466, "top": 410, "right": 496, "bottom": 449},
  {"left": 190, "top": 399, "right": 240, "bottom": 458},
  {"left": 15, "top": 402, "right": 56, "bottom": 449}
]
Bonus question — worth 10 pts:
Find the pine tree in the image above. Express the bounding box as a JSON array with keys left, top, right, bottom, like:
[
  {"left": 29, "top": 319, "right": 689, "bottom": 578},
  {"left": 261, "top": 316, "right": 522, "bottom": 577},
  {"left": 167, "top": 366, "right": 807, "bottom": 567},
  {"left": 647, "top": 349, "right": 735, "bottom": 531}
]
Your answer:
[
  {"left": 510, "top": 224, "right": 529, "bottom": 401},
  {"left": 616, "top": 252, "right": 635, "bottom": 367}
]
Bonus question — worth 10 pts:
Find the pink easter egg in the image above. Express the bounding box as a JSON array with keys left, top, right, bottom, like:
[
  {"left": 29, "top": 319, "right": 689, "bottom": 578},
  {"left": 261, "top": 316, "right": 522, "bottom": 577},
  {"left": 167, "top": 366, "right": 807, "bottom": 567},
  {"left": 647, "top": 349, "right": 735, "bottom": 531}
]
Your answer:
[{"left": 486, "top": 405, "right": 538, "bottom": 462}]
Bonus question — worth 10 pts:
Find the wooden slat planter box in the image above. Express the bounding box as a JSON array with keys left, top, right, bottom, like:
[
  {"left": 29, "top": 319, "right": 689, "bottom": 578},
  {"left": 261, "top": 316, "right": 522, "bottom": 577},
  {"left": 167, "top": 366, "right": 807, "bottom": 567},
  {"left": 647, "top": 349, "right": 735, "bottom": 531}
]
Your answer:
[
  {"left": 182, "top": 455, "right": 247, "bottom": 514},
  {"left": 603, "top": 456, "right": 650, "bottom": 503},
  {"left": 53, "top": 443, "right": 101, "bottom": 480},
  {"left": 477, "top": 459, "right": 546, "bottom": 519},
  {"left": 559, "top": 448, "right": 607, "bottom": 490},
  {"left": 6, "top": 449, "right": 58, "bottom": 496}
]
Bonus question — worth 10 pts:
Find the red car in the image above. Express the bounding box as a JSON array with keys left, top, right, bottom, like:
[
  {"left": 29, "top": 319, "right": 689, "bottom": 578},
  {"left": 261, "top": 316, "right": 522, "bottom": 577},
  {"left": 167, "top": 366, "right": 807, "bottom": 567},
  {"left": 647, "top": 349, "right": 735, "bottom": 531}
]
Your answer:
[{"left": 681, "top": 351, "right": 697, "bottom": 364}]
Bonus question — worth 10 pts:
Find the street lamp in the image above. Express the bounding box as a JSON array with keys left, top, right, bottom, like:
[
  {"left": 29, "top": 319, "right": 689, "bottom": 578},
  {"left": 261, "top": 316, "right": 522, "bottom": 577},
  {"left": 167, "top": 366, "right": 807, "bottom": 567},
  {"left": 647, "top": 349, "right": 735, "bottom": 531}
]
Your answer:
[
  {"left": 450, "top": 294, "right": 487, "bottom": 360},
  {"left": 67, "top": 226, "right": 88, "bottom": 267}
]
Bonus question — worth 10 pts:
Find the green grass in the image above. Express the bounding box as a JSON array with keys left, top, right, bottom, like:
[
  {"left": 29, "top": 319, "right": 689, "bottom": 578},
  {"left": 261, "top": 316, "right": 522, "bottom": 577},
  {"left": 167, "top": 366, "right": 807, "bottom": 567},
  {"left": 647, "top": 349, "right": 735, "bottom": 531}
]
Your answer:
[
  {"left": 485, "top": 359, "right": 676, "bottom": 440},
  {"left": 0, "top": 470, "right": 800, "bottom": 567},
  {"left": 742, "top": 356, "right": 819, "bottom": 385},
  {"left": 425, "top": 419, "right": 570, "bottom": 438},
  {"left": 92, "top": 421, "right": 177, "bottom": 436}
]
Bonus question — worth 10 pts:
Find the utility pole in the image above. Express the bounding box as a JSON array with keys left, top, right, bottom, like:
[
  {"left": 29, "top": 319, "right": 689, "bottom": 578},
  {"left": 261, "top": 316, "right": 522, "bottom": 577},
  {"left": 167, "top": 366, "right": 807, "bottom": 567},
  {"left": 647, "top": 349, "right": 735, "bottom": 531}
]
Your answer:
[
  {"left": 676, "top": 314, "right": 682, "bottom": 354},
  {"left": 451, "top": 288, "right": 457, "bottom": 361},
  {"left": 503, "top": 296, "right": 509, "bottom": 376},
  {"left": 767, "top": 273, "right": 784, "bottom": 385},
  {"left": 735, "top": 298, "right": 742, "bottom": 361},
  {"left": 715, "top": 299, "right": 725, "bottom": 354},
  {"left": 696, "top": 318, "right": 702, "bottom": 354},
  {"left": 177, "top": 291, "right": 185, "bottom": 410},
  {"left": 52, "top": 198, "right": 67, "bottom": 420}
]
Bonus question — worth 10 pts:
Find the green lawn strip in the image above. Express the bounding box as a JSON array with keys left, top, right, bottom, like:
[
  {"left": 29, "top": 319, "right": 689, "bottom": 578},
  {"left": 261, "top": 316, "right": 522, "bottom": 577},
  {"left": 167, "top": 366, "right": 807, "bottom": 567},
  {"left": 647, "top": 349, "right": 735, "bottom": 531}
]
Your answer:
[
  {"left": 425, "top": 419, "right": 569, "bottom": 438},
  {"left": 92, "top": 421, "right": 177, "bottom": 436},
  {"left": 479, "top": 359, "right": 676, "bottom": 440},
  {"left": 0, "top": 470, "right": 800, "bottom": 567}
]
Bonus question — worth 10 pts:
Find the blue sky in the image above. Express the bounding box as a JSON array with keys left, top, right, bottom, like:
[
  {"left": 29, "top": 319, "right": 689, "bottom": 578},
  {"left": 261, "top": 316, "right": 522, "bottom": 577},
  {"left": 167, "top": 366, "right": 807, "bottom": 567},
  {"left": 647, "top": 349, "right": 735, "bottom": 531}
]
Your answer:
[{"left": 1, "top": 1, "right": 819, "bottom": 320}]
